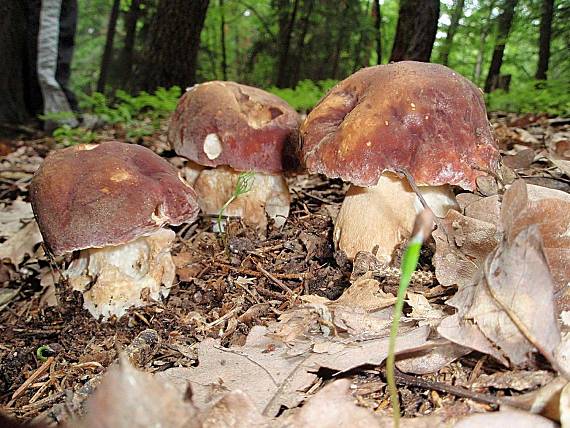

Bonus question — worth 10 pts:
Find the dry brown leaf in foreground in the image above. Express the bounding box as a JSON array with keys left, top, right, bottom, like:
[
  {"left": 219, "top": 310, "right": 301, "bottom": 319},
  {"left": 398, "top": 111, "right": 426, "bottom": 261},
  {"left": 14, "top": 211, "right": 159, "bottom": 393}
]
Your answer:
[
  {"left": 0, "top": 220, "right": 42, "bottom": 266},
  {"left": 159, "top": 296, "right": 429, "bottom": 417},
  {"left": 440, "top": 226, "right": 560, "bottom": 368}
]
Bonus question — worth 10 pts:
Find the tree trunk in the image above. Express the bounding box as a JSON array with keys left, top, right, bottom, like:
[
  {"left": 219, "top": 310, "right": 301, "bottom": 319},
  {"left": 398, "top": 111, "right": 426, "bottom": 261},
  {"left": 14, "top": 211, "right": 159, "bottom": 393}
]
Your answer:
[
  {"left": 439, "top": 0, "right": 465, "bottom": 66},
  {"left": 97, "top": 0, "right": 121, "bottom": 93},
  {"left": 352, "top": 1, "right": 373, "bottom": 72},
  {"left": 0, "top": 1, "right": 29, "bottom": 124},
  {"left": 117, "top": 0, "right": 142, "bottom": 89},
  {"left": 484, "top": 0, "right": 517, "bottom": 93},
  {"left": 291, "top": 0, "right": 314, "bottom": 87},
  {"left": 535, "top": 0, "right": 554, "bottom": 80},
  {"left": 136, "top": 0, "right": 210, "bottom": 92},
  {"left": 219, "top": 0, "right": 228, "bottom": 80},
  {"left": 473, "top": 0, "right": 496, "bottom": 84},
  {"left": 330, "top": 2, "right": 351, "bottom": 79},
  {"left": 373, "top": 0, "right": 382, "bottom": 64},
  {"left": 275, "top": 0, "right": 300, "bottom": 88},
  {"left": 389, "top": 0, "right": 440, "bottom": 62}
]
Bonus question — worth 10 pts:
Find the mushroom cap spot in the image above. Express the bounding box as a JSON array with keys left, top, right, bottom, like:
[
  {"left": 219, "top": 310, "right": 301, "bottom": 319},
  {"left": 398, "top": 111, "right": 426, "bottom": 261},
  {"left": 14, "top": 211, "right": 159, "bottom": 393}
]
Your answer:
[
  {"left": 30, "top": 141, "right": 200, "bottom": 256},
  {"left": 168, "top": 81, "right": 301, "bottom": 173},
  {"left": 203, "top": 133, "right": 223, "bottom": 160},
  {"left": 300, "top": 61, "right": 500, "bottom": 190}
]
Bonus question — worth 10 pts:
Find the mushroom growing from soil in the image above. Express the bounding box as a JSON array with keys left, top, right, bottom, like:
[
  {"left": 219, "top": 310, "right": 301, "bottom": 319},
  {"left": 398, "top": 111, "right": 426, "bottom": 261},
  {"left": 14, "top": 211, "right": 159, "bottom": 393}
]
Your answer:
[
  {"left": 30, "top": 141, "right": 200, "bottom": 319},
  {"left": 301, "top": 61, "right": 500, "bottom": 262},
  {"left": 168, "top": 81, "right": 301, "bottom": 233}
]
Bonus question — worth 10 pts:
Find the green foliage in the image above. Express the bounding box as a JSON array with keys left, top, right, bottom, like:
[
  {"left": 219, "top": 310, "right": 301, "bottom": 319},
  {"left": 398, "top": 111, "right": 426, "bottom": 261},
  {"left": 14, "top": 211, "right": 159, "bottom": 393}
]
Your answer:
[
  {"left": 266, "top": 80, "right": 337, "bottom": 112},
  {"left": 52, "top": 125, "right": 98, "bottom": 146},
  {"left": 486, "top": 80, "right": 570, "bottom": 115},
  {"left": 78, "top": 86, "right": 181, "bottom": 138}
]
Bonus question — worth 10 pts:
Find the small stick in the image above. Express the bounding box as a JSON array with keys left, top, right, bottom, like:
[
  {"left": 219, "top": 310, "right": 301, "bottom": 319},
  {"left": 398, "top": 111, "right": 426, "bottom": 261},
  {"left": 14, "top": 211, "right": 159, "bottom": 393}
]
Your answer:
[
  {"left": 392, "top": 369, "right": 528, "bottom": 409},
  {"left": 8, "top": 357, "right": 55, "bottom": 405},
  {"left": 256, "top": 263, "right": 294, "bottom": 295}
]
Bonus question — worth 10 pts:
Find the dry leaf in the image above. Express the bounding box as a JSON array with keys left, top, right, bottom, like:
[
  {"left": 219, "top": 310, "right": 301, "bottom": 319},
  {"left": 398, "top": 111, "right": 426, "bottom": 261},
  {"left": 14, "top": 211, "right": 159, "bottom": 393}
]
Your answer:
[
  {"left": 0, "top": 221, "right": 42, "bottom": 265},
  {"left": 502, "top": 182, "right": 570, "bottom": 296},
  {"left": 0, "top": 200, "right": 34, "bottom": 239},
  {"left": 470, "top": 370, "right": 554, "bottom": 391},
  {"left": 433, "top": 210, "right": 499, "bottom": 287},
  {"left": 334, "top": 275, "right": 396, "bottom": 312},
  {"left": 396, "top": 341, "right": 471, "bottom": 375},
  {"left": 73, "top": 360, "right": 198, "bottom": 428},
  {"left": 454, "top": 410, "right": 556, "bottom": 428},
  {"left": 440, "top": 226, "right": 560, "bottom": 368},
  {"left": 160, "top": 307, "right": 429, "bottom": 417}
]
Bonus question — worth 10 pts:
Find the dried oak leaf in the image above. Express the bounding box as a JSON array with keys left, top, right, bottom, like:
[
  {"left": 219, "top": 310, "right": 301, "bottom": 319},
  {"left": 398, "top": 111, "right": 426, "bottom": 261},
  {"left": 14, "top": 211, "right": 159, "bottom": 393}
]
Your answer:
[
  {"left": 433, "top": 209, "right": 499, "bottom": 288},
  {"left": 502, "top": 181, "right": 570, "bottom": 298},
  {"left": 0, "top": 221, "right": 42, "bottom": 266},
  {"left": 439, "top": 226, "right": 560, "bottom": 367},
  {"left": 160, "top": 306, "right": 429, "bottom": 417}
]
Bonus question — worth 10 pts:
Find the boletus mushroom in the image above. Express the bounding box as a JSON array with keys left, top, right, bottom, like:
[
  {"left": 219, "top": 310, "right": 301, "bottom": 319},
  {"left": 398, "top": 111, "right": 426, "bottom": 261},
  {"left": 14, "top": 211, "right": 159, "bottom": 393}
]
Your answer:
[
  {"left": 301, "top": 61, "right": 500, "bottom": 262},
  {"left": 168, "top": 81, "right": 301, "bottom": 233},
  {"left": 30, "top": 141, "right": 200, "bottom": 318}
]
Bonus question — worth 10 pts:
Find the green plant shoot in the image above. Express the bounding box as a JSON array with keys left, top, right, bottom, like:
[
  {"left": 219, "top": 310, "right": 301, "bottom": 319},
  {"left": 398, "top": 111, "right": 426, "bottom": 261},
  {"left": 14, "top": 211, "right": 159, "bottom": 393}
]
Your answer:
[
  {"left": 36, "top": 345, "right": 52, "bottom": 362},
  {"left": 216, "top": 171, "right": 256, "bottom": 233},
  {"left": 386, "top": 208, "right": 434, "bottom": 428}
]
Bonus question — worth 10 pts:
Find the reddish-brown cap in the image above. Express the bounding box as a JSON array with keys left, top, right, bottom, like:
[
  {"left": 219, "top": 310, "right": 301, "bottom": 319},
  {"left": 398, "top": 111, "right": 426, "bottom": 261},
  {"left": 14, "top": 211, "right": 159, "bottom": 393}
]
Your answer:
[
  {"left": 301, "top": 61, "right": 499, "bottom": 190},
  {"left": 30, "top": 142, "right": 200, "bottom": 256},
  {"left": 168, "top": 81, "right": 301, "bottom": 173}
]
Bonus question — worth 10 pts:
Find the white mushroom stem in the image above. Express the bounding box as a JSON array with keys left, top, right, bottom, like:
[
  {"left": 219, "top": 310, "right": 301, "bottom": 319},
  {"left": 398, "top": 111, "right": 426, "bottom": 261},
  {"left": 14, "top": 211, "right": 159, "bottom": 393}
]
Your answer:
[
  {"left": 66, "top": 228, "right": 176, "bottom": 319},
  {"left": 193, "top": 166, "right": 290, "bottom": 234},
  {"left": 334, "top": 173, "right": 458, "bottom": 262}
]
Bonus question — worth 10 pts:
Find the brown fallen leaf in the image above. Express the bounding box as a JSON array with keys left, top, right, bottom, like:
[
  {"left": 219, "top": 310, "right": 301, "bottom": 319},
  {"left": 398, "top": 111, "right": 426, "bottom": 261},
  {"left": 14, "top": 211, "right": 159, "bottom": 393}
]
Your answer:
[
  {"left": 72, "top": 360, "right": 199, "bottom": 428},
  {"left": 440, "top": 226, "right": 561, "bottom": 369},
  {"left": 433, "top": 209, "right": 499, "bottom": 288},
  {"left": 0, "top": 200, "right": 34, "bottom": 239},
  {"left": 160, "top": 306, "right": 429, "bottom": 417},
  {"left": 0, "top": 221, "right": 42, "bottom": 265},
  {"left": 502, "top": 182, "right": 570, "bottom": 296},
  {"left": 469, "top": 370, "right": 555, "bottom": 391},
  {"left": 453, "top": 410, "right": 557, "bottom": 428}
]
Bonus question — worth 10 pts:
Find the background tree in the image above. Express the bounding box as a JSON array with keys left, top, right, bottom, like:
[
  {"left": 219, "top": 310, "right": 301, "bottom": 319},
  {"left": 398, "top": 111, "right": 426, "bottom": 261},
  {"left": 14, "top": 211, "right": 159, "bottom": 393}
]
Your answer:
[
  {"left": 0, "top": 1, "right": 29, "bottom": 124},
  {"left": 535, "top": 0, "right": 555, "bottom": 80},
  {"left": 117, "top": 0, "right": 143, "bottom": 89},
  {"left": 484, "top": 0, "right": 518, "bottom": 92},
  {"left": 390, "top": 0, "right": 440, "bottom": 62},
  {"left": 136, "top": 0, "right": 210, "bottom": 91},
  {"left": 372, "top": 0, "right": 382, "bottom": 64},
  {"left": 439, "top": 0, "right": 465, "bottom": 66},
  {"left": 97, "top": 0, "right": 120, "bottom": 93}
]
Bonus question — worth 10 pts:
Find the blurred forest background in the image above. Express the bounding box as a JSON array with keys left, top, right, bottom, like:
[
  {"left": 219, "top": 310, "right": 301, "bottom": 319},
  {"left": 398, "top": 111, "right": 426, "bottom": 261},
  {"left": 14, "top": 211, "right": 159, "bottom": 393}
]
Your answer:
[{"left": 2, "top": 0, "right": 569, "bottom": 134}]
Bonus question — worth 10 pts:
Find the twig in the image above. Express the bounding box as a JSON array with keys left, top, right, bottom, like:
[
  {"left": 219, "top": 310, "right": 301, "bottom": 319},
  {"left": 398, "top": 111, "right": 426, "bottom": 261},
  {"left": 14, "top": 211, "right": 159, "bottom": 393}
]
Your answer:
[
  {"left": 392, "top": 369, "right": 528, "bottom": 409},
  {"left": 8, "top": 357, "right": 55, "bottom": 405},
  {"left": 256, "top": 263, "right": 294, "bottom": 294}
]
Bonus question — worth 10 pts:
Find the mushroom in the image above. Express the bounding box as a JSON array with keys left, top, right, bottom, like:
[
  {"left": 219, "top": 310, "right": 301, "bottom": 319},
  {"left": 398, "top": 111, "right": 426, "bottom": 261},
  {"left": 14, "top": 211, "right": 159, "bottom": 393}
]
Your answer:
[
  {"left": 300, "top": 61, "right": 500, "bottom": 262},
  {"left": 30, "top": 141, "right": 200, "bottom": 318},
  {"left": 168, "top": 81, "right": 301, "bottom": 233}
]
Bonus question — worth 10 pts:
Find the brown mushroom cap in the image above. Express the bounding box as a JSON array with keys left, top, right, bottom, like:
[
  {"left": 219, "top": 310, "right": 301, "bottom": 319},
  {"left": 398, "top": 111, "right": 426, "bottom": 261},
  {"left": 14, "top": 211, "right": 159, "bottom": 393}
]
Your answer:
[
  {"left": 301, "top": 61, "right": 499, "bottom": 190},
  {"left": 30, "top": 141, "right": 199, "bottom": 256},
  {"left": 168, "top": 81, "right": 301, "bottom": 173}
]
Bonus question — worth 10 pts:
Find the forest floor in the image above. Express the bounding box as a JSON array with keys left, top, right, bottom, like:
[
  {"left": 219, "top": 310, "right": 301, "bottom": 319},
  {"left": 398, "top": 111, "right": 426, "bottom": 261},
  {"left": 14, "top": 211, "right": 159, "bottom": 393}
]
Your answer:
[{"left": 1, "top": 113, "right": 570, "bottom": 427}]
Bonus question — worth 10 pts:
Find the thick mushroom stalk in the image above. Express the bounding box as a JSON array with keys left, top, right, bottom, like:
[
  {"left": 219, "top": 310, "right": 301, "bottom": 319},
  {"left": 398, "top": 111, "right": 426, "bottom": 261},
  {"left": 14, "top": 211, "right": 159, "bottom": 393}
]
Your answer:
[
  {"left": 67, "top": 229, "right": 175, "bottom": 318},
  {"left": 193, "top": 166, "right": 290, "bottom": 232},
  {"left": 334, "top": 173, "right": 457, "bottom": 262}
]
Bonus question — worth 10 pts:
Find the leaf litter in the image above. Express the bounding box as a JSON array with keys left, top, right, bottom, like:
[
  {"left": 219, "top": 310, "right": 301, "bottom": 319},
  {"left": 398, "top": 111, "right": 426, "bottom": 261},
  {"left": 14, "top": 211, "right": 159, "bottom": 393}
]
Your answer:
[{"left": 1, "top": 113, "right": 570, "bottom": 426}]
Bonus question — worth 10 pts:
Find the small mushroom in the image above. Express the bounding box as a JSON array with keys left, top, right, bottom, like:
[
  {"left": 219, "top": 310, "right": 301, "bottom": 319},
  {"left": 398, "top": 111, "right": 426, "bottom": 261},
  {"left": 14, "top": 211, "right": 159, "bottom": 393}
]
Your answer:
[
  {"left": 301, "top": 61, "right": 500, "bottom": 262},
  {"left": 30, "top": 142, "right": 200, "bottom": 318},
  {"left": 168, "top": 81, "right": 301, "bottom": 232}
]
